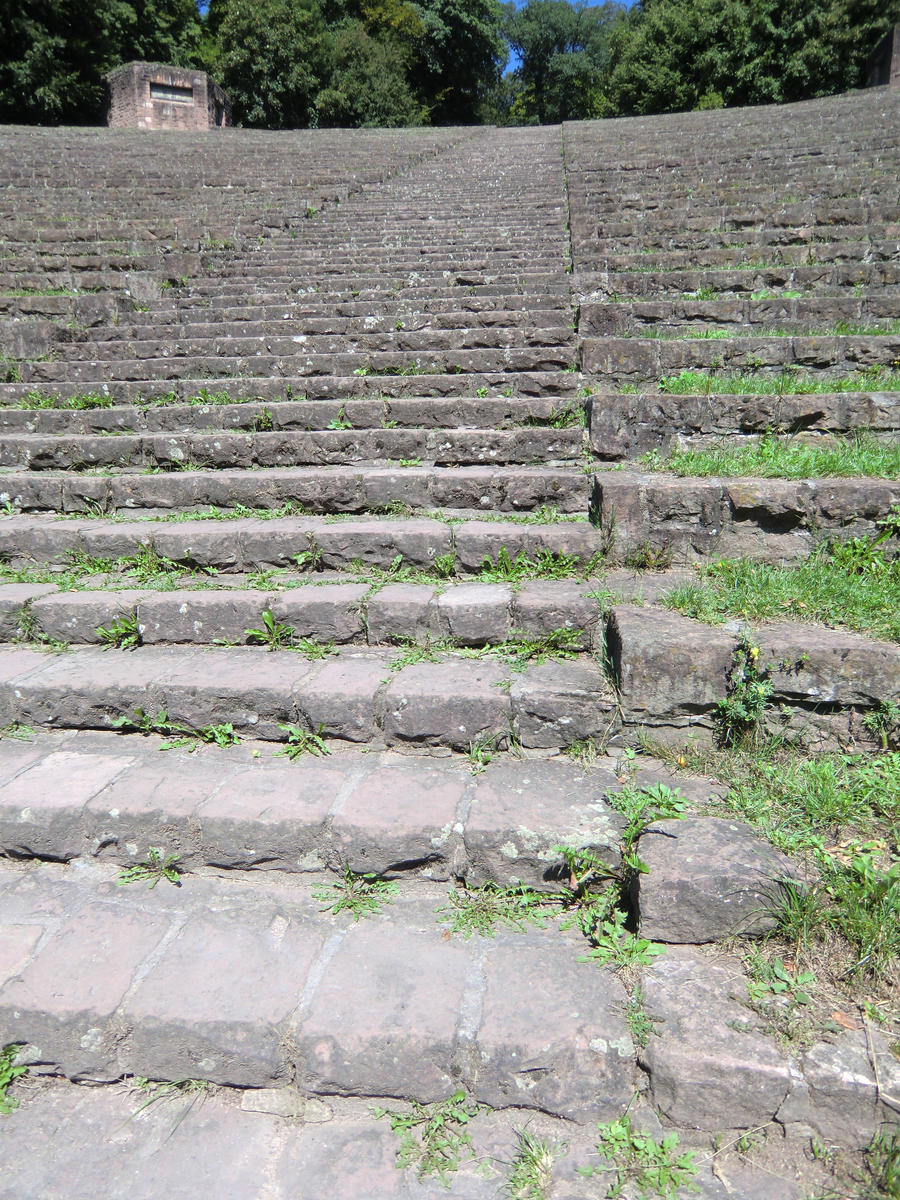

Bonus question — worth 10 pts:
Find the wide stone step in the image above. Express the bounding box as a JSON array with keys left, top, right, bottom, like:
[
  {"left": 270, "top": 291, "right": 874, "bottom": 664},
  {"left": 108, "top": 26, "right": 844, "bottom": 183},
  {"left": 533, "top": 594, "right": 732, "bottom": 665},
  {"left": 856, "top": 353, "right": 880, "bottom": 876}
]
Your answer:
[
  {"left": 21, "top": 346, "right": 577, "bottom": 385},
  {"left": 574, "top": 261, "right": 900, "bottom": 299},
  {"left": 2, "top": 578, "right": 603, "bottom": 652},
  {"left": 0, "top": 859, "right": 633, "bottom": 1119},
  {"left": 0, "top": 395, "right": 582, "bottom": 435},
  {"left": 587, "top": 389, "right": 900, "bottom": 459},
  {"left": 593, "top": 470, "right": 900, "bottom": 564},
  {"left": 0, "top": 513, "right": 604, "bottom": 571},
  {"left": 0, "top": 643, "right": 616, "bottom": 750},
  {"left": 0, "top": 464, "right": 592, "bottom": 515},
  {"left": 0, "top": 368, "right": 583, "bottom": 405},
  {"left": 0, "top": 427, "right": 585, "bottom": 472},
  {"left": 0, "top": 730, "right": 663, "bottom": 879}
]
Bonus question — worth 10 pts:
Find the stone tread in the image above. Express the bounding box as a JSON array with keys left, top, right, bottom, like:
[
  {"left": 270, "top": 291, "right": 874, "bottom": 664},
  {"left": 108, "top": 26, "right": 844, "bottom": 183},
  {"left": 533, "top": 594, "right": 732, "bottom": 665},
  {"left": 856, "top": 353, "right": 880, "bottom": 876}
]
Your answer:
[{"left": 0, "top": 859, "right": 635, "bottom": 1121}]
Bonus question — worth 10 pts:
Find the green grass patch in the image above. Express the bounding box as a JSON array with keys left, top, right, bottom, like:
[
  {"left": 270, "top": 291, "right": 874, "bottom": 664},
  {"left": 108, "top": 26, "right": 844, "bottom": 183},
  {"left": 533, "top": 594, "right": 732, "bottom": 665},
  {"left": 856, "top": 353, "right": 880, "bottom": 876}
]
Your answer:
[
  {"left": 642, "top": 432, "right": 899, "bottom": 479},
  {"left": 665, "top": 539, "right": 900, "bottom": 643},
  {"left": 656, "top": 367, "right": 900, "bottom": 395}
]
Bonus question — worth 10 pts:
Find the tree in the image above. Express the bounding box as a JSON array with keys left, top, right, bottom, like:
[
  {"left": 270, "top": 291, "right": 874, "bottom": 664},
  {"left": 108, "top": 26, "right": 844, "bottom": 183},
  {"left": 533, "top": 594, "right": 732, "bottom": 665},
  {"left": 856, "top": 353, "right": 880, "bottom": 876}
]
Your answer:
[
  {"left": 605, "top": 0, "right": 900, "bottom": 116},
  {"left": 316, "top": 20, "right": 425, "bottom": 126},
  {"left": 215, "top": 0, "right": 329, "bottom": 128},
  {"left": 408, "top": 0, "right": 508, "bottom": 124},
  {"left": 506, "top": 0, "right": 619, "bottom": 123}
]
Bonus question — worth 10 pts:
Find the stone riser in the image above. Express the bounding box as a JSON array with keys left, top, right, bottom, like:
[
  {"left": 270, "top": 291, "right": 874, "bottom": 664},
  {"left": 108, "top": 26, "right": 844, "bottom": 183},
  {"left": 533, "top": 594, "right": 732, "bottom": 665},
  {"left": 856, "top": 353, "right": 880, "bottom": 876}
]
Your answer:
[
  {"left": 0, "top": 861, "right": 634, "bottom": 1120},
  {"left": 0, "top": 734, "right": 640, "bottom": 883},
  {"left": 20, "top": 347, "right": 577, "bottom": 385},
  {"left": 582, "top": 331, "right": 900, "bottom": 381},
  {"left": 593, "top": 471, "right": 900, "bottom": 564},
  {"left": 587, "top": 390, "right": 900, "bottom": 458},
  {"left": 579, "top": 295, "right": 900, "bottom": 336},
  {"left": 0, "top": 511, "right": 600, "bottom": 571}
]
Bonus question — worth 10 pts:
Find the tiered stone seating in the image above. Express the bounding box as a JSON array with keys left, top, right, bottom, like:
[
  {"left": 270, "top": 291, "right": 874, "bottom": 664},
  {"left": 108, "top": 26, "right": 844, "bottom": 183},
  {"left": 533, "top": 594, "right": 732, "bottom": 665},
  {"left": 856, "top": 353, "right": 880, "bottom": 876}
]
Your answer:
[{"left": 0, "top": 88, "right": 897, "bottom": 1197}]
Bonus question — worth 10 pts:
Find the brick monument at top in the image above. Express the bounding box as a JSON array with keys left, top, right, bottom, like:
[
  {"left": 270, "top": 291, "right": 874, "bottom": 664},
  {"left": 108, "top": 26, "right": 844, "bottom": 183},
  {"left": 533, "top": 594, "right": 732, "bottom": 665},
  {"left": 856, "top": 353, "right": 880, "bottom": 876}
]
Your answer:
[{"left": 105, "top": 62, "right": 231, "bottom": 130}]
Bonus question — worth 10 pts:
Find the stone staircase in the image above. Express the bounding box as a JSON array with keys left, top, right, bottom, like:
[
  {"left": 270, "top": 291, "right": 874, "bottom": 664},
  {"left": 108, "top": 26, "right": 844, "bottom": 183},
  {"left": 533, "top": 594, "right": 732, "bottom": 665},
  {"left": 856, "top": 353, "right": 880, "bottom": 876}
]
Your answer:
[{"left": 0, "top": 89, "right": 898, "bottom": 1199}]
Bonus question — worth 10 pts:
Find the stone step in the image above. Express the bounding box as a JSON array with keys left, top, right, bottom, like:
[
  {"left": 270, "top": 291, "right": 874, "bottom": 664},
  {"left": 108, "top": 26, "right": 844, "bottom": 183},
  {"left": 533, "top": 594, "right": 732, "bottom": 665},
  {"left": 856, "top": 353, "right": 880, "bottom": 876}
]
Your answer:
[
  {"left": 606, "top": 605, "right": 900, "bottom": 746},
  {"left": 587, "top": 390, "right": 900, "bottom": 459},
  {"left": 593, "top": 470, "right": 900, "bottom": 564},
  {"left": 0, "top": 464, "right": 593, "bottom": 516},
  {"left": 0, "top": 859, "right": 632, "bottom": 1120},
  {"left": 20, "top": 347, "right": 577, "bottom": 385},
  {"left": 0, "top": 369, "right": 583, "bottom": 405},
  {"left": 0, "top": 643, "right": 616, "bottom": 750},
  {"left": 0, "top": 513, "right": 604, "bottom": 572},
  {"left": 582, "top": 332, "right": 900, "bottom": 383},
  {"left": 0, "top": 395, "right": 582, "bottom": 435},
  {"left": 0, "top": 427, "right": 585, "bottom": 472},
  {"left": 574, "top": 261, "right": 900, "bottom": 299},
  {"left": 1, "top": 578, "right": 603, "bottom": 652},
  {"left": 579, "top": 294, "right": 900, "bottom": 336},
  {"left": 0, "top": 729, "right": 702, "bottom": 879}
]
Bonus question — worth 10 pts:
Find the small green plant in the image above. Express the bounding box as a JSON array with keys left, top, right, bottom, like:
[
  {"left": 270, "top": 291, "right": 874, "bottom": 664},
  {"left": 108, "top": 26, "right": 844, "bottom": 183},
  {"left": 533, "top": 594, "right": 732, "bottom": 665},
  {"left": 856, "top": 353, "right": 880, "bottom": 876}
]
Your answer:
[
  {"left": 119, "top": 545, "right": 182, "bottom": 583},
  {"left": 507, "top": 1128, "right": 562, "bottom": 1199},
  {"left": 467, "top": 729, "right": 502, "bottom": 775},
  {"left": 437, "top": 883, "right": 548, "bottom": 938},
  {"left": 625, "top": 988, "right": 657, "bottom": 1049},
  {"left": 116, "top": 848, "right": 182, "bottom": 889},
  {"left": 245, "top": 609, "right": 295, "bottom": 650},
  {"left": 579, "top": 909, "right": 665, "bottom": 969},
  {"left": 623, "top": 540, "right": 673, "bottom": 571},
  {"left": 110, "top": 707, "right": 175, "bottom": 737},
  {"left": 327, "top": 404, "right": 353, "bottom": 431},
  {"left": 313, "top": 865, "right": 398, "bottom": 920},
  {"left": 714, "top": 636, "right": 773, "bottom": 749},
  {"left": 253, "top": 407, "right": 275, "bottom": 432},
  {"left": 0, "top": 1045, "right": 27, "bottom": 1115},
  {"left": 0, "top": 723, "right": 35, "bottom": 742},
  {"left": 579, "top": 1113, "right": 699, "bottom": 1198},
  {"left": 160, "top": 723, "right": 240, "bottom": 751},
  {"left": 96, "top": 611, "right": 141, "bottom": 650},
  {"left": 373, "top": 1090, "right": 487, "bottom": 1184},
  {"left": 292, "top": 544, "right": 324, "bottom": 572},
  {"left": 277, "top": 723, "right": 330, "bottom": 758},
  {"left": 746, "top": 955, "right": 816, "bottom": 1007},
  {"left": 864, "top": 700, "right": 900, "bottom": 750},
  {"left": 865, "top": 1128, "right": 900, "bottom": 1199}
]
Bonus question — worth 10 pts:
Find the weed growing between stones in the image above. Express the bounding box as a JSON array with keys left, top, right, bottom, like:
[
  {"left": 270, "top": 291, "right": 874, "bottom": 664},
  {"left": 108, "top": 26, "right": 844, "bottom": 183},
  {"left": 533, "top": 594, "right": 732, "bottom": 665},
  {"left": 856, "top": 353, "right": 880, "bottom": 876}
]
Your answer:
[
  {"left": 476, "top": 546, "right": 604, "bottom": 584},
  {"left": 579, "top": 910, "right": 664, "bottom": 970},
  {"left": 0, "top": 723, "right": 34, "bottom": 742},
  {"left": 110, "top": 707, "right": 239, "bottom": 750},
  {"left": 277, "top": 723, "right": 330, "bottom": 758},
  {"left": 641, "top": 431, "right": 900, "bottom": 480},
  {"left": 96, "top": 611, "right": 141, "bottom": 649},
  {"left": 864, "top": 701, "right": 900, "bottom": 750},
  {"left": 624, "top": 988, "right": 657, "bottom": 1050},
  {"left": 436, "top": 884, "right": 548, "bottom": 937},
  {"left": 12, "top": 608, "right": 70, "bottom": 653},
  {"left": 713, "top": 635, "right": 773, "bottom": 749},
  {"left": 116, "top": 848, "right": 181, "bottom": 890},
  {"left": 506, "top": 1129, "right": 563, "bottom": 1199},
  {"left": 245, "top": 609, "right": 295, "bottom": 650},
  {"left": 579, "top": 1113, "right": 698, "bottom": 1198},
  {"left": 0, "top": 1045, "right": 27, "bottom": 1115},
  {"left": 623, "top": 540, "right": 673, "bottom": 572},
  {"left": 373, "top": 1090, "right": 488, "bottom": 1185},
  {"left": 313, "top": 865, "right": 398, "bottom": 920}
]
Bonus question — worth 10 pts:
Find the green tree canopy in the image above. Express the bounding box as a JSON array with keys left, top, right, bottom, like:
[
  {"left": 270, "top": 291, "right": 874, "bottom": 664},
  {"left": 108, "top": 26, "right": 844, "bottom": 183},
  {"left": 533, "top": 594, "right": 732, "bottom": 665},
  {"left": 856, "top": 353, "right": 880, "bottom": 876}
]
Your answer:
[
  {"left": 215, "top": 0, "right": 329, "bottom": 128},
  {"left": 316, "top": 20, "right": 425, "bottom": 126},
  {"left": 506, "top": 0, "right": 619, "bottom": 123},
  {"left": 409, "top": 0, "right": 508, "bottom": 124}
]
